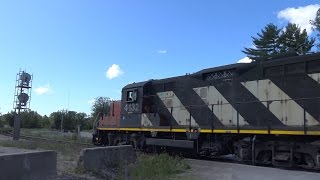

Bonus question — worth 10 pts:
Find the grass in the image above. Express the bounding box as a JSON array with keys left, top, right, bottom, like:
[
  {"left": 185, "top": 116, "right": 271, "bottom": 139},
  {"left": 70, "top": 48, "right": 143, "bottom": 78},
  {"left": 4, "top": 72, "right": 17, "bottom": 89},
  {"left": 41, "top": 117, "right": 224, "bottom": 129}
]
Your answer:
[
  {"left": 19, "top": 128, "right": 92, "bottom": 144},
  {"left": 0, "top": 139, "right": 86, "bottom": 173},
  {"left": 0, "top": 139, "right": 190, "bottom": 179},
  {"left": 0, "top": 128, "right": 191, "bottom": 179},
  {"left": 128, "top": 153, "right": 190, "bottom": 180},
  {"left": 0, "top": 128, "right": 91, "bottom": 143},
  {"left": 0, "top": 139, "right": 83, "bottom": 157}
]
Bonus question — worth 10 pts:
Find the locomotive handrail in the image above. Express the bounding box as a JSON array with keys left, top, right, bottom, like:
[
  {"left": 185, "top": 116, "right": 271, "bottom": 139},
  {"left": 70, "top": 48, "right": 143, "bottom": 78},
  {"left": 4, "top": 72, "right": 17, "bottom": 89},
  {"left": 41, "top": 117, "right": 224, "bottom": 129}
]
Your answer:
[
  {"left": 151, "top": 96, "right": 320, "bottom": 109},
  {"left": 120, "top": 95, "right": 320, "bottom": 109}
]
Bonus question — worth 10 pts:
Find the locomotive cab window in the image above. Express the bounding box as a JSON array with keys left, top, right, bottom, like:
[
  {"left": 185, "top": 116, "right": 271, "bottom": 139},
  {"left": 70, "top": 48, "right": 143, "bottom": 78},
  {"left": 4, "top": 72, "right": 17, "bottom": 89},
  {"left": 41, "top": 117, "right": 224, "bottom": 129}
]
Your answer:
[{"left": 126, "top": 90, "right": 137, "bottom": 102}]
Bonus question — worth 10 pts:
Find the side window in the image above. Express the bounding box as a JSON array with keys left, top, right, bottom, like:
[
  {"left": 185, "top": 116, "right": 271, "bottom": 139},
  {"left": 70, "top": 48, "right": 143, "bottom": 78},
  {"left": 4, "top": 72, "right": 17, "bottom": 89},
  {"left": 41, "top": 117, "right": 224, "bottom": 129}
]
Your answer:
[
  {"left": 126, "top": 90, "right": 137, "bottom": 102},
  {"left": 127, "top": 91, "right": 133, "bottom": 101}
]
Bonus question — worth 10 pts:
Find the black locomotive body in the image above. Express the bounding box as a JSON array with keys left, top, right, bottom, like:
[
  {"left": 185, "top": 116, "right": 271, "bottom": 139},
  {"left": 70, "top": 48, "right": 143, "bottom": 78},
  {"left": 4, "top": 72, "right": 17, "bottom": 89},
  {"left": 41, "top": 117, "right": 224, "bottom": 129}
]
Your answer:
[{"left": 94, "top": 53, "right": 320, "bottom": 170}]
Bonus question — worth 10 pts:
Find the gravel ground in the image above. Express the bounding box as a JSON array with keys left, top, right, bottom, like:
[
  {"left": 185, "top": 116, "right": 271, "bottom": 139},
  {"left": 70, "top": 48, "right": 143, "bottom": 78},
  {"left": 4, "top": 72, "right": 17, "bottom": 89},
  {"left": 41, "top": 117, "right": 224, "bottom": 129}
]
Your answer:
[{"left": 178, "top": 159, "right": 320, "bottom": 180}]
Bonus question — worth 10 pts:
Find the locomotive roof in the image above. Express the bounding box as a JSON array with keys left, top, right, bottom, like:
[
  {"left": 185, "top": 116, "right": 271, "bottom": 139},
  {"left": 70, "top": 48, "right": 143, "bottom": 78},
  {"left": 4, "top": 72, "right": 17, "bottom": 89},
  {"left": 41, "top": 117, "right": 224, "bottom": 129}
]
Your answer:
[
  {"left": 123, "top": 81, "right": 150, "bottom": 89},
  {"left": 123, "top": 53, "right": 320, "bottom": 89},
  {"left": 262, "top": 52, "right": 320, "bottom": 67},
  {"left": 194, "top": 63, "right": 254, "bottom": 75}
]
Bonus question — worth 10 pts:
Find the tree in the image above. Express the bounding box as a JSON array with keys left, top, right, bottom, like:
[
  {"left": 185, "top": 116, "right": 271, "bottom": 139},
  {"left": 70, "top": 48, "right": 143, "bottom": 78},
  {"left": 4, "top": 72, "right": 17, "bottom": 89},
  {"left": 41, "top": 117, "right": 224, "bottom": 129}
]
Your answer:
[
  {"left": 279, "top": 23, "right": 314, "bottom": 55},
  {"left": 2, "top": 111, "right": 15, "bottom": 127},
  {"left": 0, "top": 113, "right": 8, "bottom": 128},
  {"left": 242, "top": 23, "right": 281, "bottom": 60},
  {"left": 64, "top": 111, "right": 77, "bottom": 131},
  {"left": 311, "top": 8, "right": 320, "bottom": 50},
  {"left": 20, "top": 110, "right": 42, "bottom": 128},
  {"left": 50, "top": 111, "right": 63, "bottom": 130},
  {"left": 50, "top": 110, "right": 89, "bottom": 131},
  {"left": 49, "top": 110, "right": 77, "bottom": 131},
  {"left": 42, "top": 115, "right": 51, "bottom": 129},
  {"left": 76, "top": 112, "right": 87, "bottom": 130},
  {"left": 74, "top": 112, "right": 94, "bottom": 130},
  {"left": 91, "top": 97, "right": 111, "bottom": 118},
  {"left": 81, "top": 117, "right": 94, "bottom": 130},
  {"left": 243, "top": 23, "right": 315, "bottom": 61}
]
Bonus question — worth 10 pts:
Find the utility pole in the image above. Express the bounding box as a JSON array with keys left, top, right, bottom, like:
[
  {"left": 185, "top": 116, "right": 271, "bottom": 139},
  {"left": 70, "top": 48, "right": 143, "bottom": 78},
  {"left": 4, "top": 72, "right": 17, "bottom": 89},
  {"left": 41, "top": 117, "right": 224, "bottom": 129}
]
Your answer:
[{"left": 60, "top": 112, "right": 63, "bottom": 132}]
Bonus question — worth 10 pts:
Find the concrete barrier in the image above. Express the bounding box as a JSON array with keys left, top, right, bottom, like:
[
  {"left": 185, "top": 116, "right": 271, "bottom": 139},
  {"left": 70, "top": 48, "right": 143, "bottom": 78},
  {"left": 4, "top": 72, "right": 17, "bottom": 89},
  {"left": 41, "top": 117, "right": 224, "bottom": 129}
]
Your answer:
[
  {"left": 0, "top": 150, "right": 57, "bottom": 180},
  {"left": 78, "top": 145, "right": 136, "bottom": 173}
]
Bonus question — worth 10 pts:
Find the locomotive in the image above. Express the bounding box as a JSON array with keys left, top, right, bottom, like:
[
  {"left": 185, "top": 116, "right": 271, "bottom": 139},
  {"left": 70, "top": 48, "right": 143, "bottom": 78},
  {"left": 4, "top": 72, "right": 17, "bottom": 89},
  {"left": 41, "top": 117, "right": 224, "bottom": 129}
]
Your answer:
[{"left": 93, "top": 53, "right": 320, "bottom": 170}]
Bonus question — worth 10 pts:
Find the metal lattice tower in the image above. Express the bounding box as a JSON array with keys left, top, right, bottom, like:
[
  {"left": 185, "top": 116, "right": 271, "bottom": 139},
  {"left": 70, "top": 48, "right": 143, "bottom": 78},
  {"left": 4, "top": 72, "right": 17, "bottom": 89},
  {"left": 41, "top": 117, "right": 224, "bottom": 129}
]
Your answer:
[{"left": 13, "top": 69, "right": 33, "bottom": 140}]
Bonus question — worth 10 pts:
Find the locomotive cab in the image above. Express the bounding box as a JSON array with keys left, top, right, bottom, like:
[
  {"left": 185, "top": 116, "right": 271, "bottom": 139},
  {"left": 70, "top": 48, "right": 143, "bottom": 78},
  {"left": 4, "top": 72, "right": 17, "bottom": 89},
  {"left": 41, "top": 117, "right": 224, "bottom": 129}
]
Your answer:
[{"left": 121, "top": 81, "right": 154, "bottom": 127}]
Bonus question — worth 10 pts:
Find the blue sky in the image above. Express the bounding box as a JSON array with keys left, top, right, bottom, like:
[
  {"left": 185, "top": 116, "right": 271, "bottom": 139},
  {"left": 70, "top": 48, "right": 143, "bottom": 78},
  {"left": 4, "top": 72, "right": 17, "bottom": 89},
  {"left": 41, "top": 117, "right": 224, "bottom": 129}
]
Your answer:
[{"left": 0, "top": 1, "right": 319, "bottom": 116}]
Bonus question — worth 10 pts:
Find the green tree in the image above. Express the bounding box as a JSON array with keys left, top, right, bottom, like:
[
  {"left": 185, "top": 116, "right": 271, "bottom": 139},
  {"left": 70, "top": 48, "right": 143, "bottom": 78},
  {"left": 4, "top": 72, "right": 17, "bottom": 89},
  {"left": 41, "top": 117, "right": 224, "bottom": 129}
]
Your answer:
[
  {"left": 82, "top": 117, "right": 94, "bottom": 130},
  {"left": 242, "top": 23, "right": 281, "bottom": 60},
  {"left": 20, "top": 110, "right": 42, "bottom": 128},
  {"left": 50, "top": 111, "right": 63, "bottom": 130},
  {"left": 64, "top": 111, "right": 77, "bottom": 131},
  {"left": 50, "top": 110, "right": 88, "bottom": 131},
  {"left": 243, "top": 23, "right": 315, "bottom": 61},
  {"left": 311, "top": 8, "right": 320, "bottom": 50},
  {"left": 76, "top": 112, "right": 87, "bottom": 130},
  {"left": 0, "top": 114, "right": 6, "bottom": 128},
  {"left": 91, "top": 97, "right": 111, "bottom": 118},
  {"left": 42, "top": 115, "right": 51, "bottom": 129},
  {"left": 2, "top": 111, "right": 15, "bottom": 127},
  {"left": 279, "top": 23, "right": 315, "bottom": 55}
]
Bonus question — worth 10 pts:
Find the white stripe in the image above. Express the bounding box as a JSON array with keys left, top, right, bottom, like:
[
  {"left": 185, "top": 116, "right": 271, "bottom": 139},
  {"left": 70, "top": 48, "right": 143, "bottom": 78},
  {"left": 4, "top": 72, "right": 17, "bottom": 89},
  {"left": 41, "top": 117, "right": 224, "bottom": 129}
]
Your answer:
[
  {"left": 141, "top": 113, "right": 155, "bottom": 127},
  {"left": 308, "top": 73, "right": 320, "bottom": 83},
  {"left": 242, "top": 80, "right": 319, "bottom": 126},
  {"left": 157, "top": 91, "right": 199, "bottom": 127},
  {"left": 193, "top": 86, "right": 247, "bottom": 126}
]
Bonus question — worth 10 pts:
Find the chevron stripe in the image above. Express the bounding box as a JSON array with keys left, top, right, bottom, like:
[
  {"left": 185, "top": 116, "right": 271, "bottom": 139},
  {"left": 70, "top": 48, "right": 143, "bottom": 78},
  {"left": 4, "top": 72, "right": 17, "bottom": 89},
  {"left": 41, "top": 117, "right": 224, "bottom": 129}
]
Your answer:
[
  {"left": 157, "top": 91, "right": 199, "bottom": 127},
  {"left": 268, "top": 74, "right": 320, "bottom": 124},
  {"left": 213, "top": 80, "right": 284, "bottom": 127},
  {"left": 308, "top": 73, "right": 320, "bottom": 84},
  {"left": 172, "top": 78, "right": 223, "bottom": 127},
  {"left": 193, "top": 86, "right": 247, "bottom": 126},
  {"left": 242, "top": 79, "right": 319, "bottom": 126}
]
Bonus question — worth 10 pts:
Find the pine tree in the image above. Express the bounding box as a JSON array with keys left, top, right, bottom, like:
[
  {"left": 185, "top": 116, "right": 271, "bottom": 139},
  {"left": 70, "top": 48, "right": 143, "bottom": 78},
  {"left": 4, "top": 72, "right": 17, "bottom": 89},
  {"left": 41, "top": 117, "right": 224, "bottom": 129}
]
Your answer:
[
  {"left": 242, "top": 23, "right": 281, "bottom": 61},
  {"left": 310, "top": 8, "right": 320, "bottom": 50},
  {"left": 279, "top": 23, "right": 315, "bottom": 55},
  {"left": 243, "top": 23, "right": 315, "bottom": 61}
]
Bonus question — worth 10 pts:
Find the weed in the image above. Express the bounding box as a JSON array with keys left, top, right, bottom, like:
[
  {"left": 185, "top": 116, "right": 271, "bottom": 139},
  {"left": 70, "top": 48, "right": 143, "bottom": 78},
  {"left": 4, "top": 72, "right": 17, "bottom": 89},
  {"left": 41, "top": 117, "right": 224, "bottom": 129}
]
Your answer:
[{"left": 129, "top": 153, "right": 190, "bottom": 180}]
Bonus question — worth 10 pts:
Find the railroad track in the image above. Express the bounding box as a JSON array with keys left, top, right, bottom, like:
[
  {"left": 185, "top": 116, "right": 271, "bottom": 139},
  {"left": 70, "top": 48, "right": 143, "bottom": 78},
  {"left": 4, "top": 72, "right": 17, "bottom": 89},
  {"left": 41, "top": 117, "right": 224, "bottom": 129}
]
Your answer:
[{"left": 0, "top": 130, "right": 93, "bottom": 147}]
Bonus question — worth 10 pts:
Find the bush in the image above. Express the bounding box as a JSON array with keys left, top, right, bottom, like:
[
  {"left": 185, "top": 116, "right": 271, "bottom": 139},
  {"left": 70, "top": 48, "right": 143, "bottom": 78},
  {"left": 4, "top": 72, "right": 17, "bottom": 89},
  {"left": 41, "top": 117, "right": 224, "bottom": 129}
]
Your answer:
[{"left": 128, "top": 153, "right": 190, "bottom": 180}]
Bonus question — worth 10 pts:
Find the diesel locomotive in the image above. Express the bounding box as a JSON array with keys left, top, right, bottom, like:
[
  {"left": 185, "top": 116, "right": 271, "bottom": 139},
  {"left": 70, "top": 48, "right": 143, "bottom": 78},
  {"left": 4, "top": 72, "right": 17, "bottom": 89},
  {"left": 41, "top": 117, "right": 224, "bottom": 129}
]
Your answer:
[{"left": 93, "top": 53, "right": 320, "bottom": 170}]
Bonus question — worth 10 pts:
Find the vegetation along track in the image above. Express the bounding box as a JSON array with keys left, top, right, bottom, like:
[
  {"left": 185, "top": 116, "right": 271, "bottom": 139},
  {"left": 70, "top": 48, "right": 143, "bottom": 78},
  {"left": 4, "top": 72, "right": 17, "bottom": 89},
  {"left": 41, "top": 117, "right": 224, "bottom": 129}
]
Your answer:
[
  {"left": 1, "top": 129, "right": 318, "bottom": 173},
  {"left": 0, "top": 130, "right": 93, "bottom": 147}
]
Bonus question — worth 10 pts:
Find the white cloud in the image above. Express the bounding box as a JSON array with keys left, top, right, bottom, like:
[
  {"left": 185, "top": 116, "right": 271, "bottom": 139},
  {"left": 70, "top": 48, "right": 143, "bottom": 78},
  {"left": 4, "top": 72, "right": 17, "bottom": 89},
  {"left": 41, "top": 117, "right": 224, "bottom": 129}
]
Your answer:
[
  {"left": 277, "top": 4, "right": 320, "bottom": 34},
  {"left": 237, "top": 57, "right": 253, "bottom": 63},
  {"left": 157, "top": 50, "right": 167, "bottom": 54},
  {"left": 34, "top": 84, "right": 52, "bottom": 95},
  {"left": 106, "top": 64, "right": 123, "bottom": 79}
]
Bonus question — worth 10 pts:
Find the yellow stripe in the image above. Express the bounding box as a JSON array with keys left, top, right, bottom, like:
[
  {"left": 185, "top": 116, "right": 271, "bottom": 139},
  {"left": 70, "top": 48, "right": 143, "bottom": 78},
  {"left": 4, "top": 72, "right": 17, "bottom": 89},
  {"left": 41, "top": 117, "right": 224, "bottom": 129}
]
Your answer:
[
  {"left": 213, "top": 129, "right": 238, "bottom": 133},
  {"left": 96, "top": 127, "right": 320, "bottom": 136}
]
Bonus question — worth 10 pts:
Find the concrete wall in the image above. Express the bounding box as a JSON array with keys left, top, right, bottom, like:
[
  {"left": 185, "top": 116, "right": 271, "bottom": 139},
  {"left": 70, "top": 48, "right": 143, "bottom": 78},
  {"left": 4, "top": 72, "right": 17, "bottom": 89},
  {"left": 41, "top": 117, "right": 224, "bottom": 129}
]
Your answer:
[
  {"left": 0, "top": 150, "right": 57, "bottom": 180},
  {"left": 78, "top": 145, "right": 136, "bottom": 172}
]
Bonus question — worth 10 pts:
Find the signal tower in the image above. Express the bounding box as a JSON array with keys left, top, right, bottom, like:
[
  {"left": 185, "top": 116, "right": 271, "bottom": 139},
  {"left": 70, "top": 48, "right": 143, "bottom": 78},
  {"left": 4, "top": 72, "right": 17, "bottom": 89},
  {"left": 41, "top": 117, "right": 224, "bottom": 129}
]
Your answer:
[{"left": 13, "top": 70, "right": 32, "bottom": 140}]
